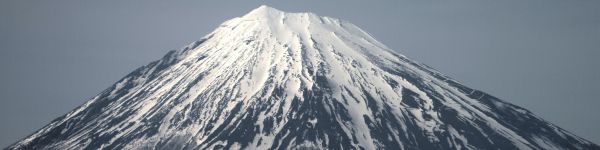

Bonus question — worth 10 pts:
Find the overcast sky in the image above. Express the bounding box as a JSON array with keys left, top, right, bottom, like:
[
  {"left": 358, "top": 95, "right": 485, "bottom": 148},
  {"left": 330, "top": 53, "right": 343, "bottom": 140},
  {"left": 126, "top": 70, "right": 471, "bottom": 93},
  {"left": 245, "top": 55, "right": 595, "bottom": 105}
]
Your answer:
[{"left": 1, "top": 0, "right": 599, "bottom": 147}]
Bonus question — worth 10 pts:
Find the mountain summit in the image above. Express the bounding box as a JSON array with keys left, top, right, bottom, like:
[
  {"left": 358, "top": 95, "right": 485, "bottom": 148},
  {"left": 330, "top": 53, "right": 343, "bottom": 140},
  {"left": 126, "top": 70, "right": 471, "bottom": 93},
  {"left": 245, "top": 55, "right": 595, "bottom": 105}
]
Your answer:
[{"left": 8, "top": 6, "right": 599, "bottom": 150}]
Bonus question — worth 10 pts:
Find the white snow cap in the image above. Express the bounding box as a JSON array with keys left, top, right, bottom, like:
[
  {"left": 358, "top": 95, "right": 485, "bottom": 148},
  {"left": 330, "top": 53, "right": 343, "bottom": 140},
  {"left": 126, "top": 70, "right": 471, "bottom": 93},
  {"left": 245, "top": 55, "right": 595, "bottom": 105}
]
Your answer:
[{"left": 242, "top": 5, "right": 283, "bottom": 19}]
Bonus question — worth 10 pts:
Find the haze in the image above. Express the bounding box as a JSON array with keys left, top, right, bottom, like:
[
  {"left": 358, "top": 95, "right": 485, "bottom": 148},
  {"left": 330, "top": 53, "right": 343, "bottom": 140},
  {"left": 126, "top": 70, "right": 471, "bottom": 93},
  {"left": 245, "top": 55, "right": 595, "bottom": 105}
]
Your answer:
[{"left": 1, "top": 0, "right": 598, "bottom": 147}]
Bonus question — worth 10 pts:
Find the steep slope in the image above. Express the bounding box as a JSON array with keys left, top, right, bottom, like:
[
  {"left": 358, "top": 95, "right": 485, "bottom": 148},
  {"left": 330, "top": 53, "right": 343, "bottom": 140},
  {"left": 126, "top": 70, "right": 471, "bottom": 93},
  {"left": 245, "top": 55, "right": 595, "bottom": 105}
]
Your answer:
[{"left": 8, "top": 5, "right": 599, "bottom": 150}]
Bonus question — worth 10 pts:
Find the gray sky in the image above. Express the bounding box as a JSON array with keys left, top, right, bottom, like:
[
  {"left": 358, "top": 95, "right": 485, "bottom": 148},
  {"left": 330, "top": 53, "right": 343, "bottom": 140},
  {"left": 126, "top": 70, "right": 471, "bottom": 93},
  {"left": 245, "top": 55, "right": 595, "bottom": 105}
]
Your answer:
[{"left": 1, "top": 0, "right": 598, "bottom": 147}]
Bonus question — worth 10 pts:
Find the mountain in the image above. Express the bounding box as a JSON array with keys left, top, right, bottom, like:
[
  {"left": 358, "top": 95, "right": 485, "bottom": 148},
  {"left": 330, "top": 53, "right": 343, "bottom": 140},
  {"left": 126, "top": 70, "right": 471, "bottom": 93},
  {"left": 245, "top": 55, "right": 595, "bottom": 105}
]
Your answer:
[{"left": 7, "top": 5, "right": 599, "bottom": 150}]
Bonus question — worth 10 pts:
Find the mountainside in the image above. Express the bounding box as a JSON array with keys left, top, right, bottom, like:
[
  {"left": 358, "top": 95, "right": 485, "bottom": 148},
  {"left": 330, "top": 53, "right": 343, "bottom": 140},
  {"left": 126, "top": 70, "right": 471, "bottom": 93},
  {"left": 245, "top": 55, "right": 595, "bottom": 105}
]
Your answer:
[{"left": 8, "top": 5, "right": 599, "bottom": 150}]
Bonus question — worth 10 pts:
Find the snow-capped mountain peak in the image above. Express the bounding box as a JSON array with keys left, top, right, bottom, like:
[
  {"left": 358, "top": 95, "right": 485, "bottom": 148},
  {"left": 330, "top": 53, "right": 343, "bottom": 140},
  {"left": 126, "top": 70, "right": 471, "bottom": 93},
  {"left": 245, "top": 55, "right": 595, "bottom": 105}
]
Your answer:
[
  {"left": 7, "top": 5, "right": 599, "bottom": 150},
  {"left": 243, "top": 5, "right": 283, "bottom": 18}
]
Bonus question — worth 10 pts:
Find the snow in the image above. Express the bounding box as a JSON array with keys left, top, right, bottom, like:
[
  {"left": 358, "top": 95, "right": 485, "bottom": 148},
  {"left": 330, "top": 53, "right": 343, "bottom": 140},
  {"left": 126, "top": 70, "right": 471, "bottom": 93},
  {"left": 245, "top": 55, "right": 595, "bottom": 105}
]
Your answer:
[{"left": 308, "top": 117, "right": 318, "bottom": 127}]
